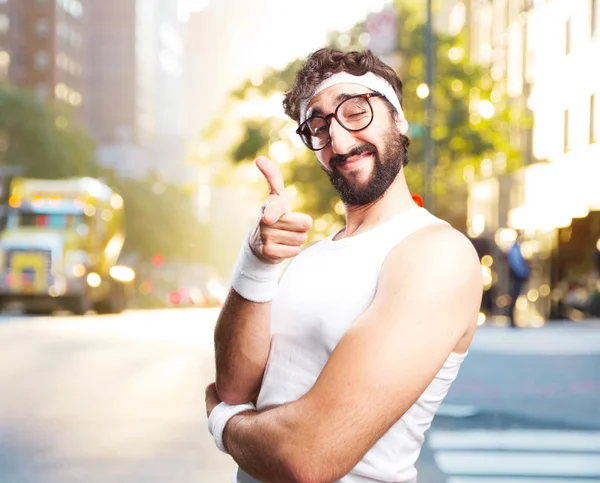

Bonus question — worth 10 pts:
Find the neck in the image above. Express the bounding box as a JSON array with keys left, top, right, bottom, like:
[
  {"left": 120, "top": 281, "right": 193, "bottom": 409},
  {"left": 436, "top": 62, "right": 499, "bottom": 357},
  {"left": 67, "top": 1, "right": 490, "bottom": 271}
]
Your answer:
[{"left": 339, "top": 171, "right": 417, "bottom": 238}]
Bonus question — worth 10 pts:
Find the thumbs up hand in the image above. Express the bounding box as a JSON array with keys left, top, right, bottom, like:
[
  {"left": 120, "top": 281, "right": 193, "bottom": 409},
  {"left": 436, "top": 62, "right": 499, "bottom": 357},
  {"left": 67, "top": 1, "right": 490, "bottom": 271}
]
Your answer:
[{"left": 249, "top": 156, "right": 313, "bottom": 264}]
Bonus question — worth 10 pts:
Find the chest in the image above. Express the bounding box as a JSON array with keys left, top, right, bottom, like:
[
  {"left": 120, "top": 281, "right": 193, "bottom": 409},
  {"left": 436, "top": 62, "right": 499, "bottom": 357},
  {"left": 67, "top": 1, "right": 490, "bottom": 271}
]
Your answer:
[{"left": 270, "top": 246, "right": 383, "bottom": 352}]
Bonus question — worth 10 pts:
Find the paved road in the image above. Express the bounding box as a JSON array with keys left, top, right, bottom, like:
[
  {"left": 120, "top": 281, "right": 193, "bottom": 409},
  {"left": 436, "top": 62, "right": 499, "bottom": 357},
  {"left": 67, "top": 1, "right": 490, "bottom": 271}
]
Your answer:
[
  {"left": 0, "top": 309, "right": 237, "bottom": 483},
  {"left": 0, "top": 310, "right": 599, "bottom": 482},
  {"left": 417, "top": 321, "right": 600, "bottom": 482}
]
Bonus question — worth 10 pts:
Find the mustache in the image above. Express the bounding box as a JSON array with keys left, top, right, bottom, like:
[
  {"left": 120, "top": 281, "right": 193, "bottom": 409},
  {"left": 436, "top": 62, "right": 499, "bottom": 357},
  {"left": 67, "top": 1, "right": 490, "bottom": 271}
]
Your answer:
[{"left": 330, "top": 144, "right": 376, "bottom": 167}]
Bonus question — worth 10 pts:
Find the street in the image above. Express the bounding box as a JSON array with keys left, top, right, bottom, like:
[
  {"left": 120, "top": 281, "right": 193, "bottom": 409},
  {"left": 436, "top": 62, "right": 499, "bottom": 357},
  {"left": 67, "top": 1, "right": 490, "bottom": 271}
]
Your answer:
[{"left": 1, "top": 309, "right": 599, "bottom": 483}]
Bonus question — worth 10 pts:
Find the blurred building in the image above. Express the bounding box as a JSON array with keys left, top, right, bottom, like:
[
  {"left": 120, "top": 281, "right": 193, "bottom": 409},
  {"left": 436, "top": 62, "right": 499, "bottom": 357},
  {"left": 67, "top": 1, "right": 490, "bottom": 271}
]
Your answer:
[
  {"left": 84, "top": 0, "right": 193, "bottom": 184},
  {"left": 467, "top": 0, "right": 600, "bottom": 323},
  {"left": 0, "top": 0, "right": 85, "bottom": 119},
  {"left": 183, "top": 8, "right": 233, "bottom": 139},
  {"left": 83, "top": 0, "right": 149, "bottom": 180},
  {"left": 84, "top": 0, "right": 137, "bottom": 144}
]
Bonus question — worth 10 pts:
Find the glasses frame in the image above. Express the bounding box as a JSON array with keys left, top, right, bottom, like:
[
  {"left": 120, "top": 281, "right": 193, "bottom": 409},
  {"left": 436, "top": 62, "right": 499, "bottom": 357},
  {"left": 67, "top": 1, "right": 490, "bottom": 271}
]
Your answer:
[{"left": 296, "top": 92, "right": 385, "bottom": 151}]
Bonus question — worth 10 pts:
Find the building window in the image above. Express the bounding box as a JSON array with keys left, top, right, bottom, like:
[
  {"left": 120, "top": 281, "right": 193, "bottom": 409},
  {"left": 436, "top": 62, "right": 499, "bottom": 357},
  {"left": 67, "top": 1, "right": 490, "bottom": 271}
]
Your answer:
[
  {"left": 564, "top": 108, "right": 570, "bottom": 153},
  {"left": 36, "top": 83, "right": 49, "bottom": 100},
  {"left": 64, "top": 0, "right": 83, "bottom": 18},
  {"left": 565, "top": 19, "right": 572, "bottom": 55},
  {"left": 0, "top": 13, "right": 9, "bottom": 34},
  {"left": 0, "top": 50, "right": 9, "bottom": 80},
  {"left": 592, "top": 94, "right": 598, "bottom": 143},
  {"left": 34, "top": 50, "right": 50, "bottom": 71},
  {"left": 592, "top": 0, "right": 598, "bottom": 37},
  {"left": 35, "top": 18, "right": 50, "bottom": 38}
]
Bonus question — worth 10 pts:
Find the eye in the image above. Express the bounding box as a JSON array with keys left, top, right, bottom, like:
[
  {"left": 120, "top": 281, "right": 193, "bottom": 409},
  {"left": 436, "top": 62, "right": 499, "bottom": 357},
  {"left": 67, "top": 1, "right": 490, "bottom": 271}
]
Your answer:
[
  {"left": 308, "top": 118, "right": 328, "bottom": 136},
  {"left": 314, "top": 124, "right": 328, "bottom": 135},
  {"left": 347, "top": 110, "right": 367, "bottom": 118}
]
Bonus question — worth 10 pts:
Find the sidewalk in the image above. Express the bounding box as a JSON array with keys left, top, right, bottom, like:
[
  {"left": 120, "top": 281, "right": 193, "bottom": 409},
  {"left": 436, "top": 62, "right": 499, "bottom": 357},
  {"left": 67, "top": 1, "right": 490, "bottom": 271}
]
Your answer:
[{"left": 472, "top": 317, "right": 600, "bottom": 355}]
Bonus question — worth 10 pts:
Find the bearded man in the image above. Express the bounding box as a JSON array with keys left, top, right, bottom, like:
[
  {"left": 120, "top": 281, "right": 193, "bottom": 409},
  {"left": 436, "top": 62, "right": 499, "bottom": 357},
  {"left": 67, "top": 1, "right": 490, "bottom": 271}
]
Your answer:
[{"left": 206, "top": 48, "right": 483, "bottom": 483}]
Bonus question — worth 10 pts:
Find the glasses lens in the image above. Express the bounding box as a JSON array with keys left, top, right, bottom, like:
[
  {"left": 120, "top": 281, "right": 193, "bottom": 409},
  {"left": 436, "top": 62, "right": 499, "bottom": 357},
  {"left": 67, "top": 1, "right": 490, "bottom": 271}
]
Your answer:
[
  {"left": 337, "top": 96, "right": 373, "bottom": 131},
  {"left": 300, "top": 116, "right": 329, "bottom": 150}
]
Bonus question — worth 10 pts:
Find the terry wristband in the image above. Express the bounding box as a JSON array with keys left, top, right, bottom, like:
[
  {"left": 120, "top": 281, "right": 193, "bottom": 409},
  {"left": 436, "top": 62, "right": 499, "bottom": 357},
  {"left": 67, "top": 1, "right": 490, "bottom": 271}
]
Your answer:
[
  {"left": 231, "top": 232, "right": 281, "bottom": 302},
  {"left": 208, "top": 401, "right": 256, "bottom": 453}
]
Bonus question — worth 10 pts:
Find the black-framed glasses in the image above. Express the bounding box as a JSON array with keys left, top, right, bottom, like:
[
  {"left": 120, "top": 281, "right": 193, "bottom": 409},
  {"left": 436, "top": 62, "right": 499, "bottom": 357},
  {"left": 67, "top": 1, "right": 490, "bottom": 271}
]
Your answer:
[{"left": 296, "top": 92, "right": 385, "bottom": 151}]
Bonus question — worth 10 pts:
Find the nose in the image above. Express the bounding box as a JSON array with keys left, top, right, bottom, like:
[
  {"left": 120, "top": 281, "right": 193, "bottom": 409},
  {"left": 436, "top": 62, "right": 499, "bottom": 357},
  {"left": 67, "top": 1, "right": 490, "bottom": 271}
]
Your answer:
[{"left": 329, "top": 118, "right": 357, "bottom": 155}]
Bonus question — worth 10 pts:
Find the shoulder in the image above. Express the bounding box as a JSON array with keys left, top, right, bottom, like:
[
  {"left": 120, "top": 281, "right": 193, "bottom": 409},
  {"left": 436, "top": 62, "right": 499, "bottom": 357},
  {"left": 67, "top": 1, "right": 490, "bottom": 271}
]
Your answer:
[{"left": 380, "top": 221, "right": 482, "bottom": 301}]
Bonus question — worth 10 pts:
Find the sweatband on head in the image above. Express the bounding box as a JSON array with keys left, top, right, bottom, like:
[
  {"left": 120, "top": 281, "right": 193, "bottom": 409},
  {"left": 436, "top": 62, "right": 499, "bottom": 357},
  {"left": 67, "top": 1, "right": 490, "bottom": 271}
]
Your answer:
[
  {"left": 299, "top": 71, "right": 404, "bottom": 123},
  {"left": 208, "top": 401, "right": 256, "bottom": 453},
  {"left": 230, "top": 230, "right": 281, "bottom": 303}
]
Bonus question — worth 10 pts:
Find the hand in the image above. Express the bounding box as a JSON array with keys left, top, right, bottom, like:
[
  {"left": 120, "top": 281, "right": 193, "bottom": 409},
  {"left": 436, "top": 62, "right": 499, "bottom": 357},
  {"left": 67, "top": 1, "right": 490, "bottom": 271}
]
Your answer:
[
  {"left": 205, "top": 382, "right": 221, "bottom": 419},
  {"left": 249, "top": 156, "right": 313, "bottom": 264}
]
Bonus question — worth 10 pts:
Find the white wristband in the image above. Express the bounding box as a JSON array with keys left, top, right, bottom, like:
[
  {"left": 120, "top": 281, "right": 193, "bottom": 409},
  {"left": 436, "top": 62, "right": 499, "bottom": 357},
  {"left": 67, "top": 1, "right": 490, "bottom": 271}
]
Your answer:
[
  {"left": 231, "top": 232, "right": 281, "bottom": 302},
  {"left": 208, "top": 401, "right": 256, "bottom": 453}
]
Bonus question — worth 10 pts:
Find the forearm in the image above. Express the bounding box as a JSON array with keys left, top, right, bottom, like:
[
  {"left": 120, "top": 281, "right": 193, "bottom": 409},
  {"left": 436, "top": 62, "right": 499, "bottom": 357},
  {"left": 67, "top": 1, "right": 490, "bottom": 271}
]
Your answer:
[
  {"left": 214, "top": 288, "right": 271, "bottom": 404},
  {"left": 223, "top": 403, "right": 308, "bottom": 483}
]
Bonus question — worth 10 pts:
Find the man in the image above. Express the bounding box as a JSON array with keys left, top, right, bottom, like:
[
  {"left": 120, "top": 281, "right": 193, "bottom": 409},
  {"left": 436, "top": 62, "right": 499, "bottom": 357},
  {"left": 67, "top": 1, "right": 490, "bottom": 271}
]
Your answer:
[
  {"left": 207, "top": 48, "right": 483, "bottom": 483},
  {"left": 507, "top": 232, "right": 531, "bottom": 327}
]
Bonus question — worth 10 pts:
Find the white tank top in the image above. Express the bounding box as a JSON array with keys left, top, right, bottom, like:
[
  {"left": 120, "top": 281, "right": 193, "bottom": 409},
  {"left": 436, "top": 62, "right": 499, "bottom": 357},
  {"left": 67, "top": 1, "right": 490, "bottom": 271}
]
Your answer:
[{"left": 235, "top": 205, "right": 468, "bottom": 483}]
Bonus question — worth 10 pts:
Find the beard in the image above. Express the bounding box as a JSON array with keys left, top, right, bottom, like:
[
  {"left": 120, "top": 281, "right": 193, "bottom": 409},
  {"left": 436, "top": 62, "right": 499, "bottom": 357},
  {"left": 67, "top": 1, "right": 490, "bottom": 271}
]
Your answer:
[{"left": 323, "top": 131, "right": 406, "bottom": 206}]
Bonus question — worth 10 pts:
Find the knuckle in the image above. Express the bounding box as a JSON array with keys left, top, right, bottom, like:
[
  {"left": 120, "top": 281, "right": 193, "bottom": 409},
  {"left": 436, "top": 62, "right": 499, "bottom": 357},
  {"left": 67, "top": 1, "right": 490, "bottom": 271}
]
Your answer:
[
  {"left": 289, "top": 246, "right": 302, "bottom": 257},
  {"left": 259, "top": 230, "right": 269, "bottom": 244},
  {"left": 262, "top": 244, "right": 278, "bottom": 259}
]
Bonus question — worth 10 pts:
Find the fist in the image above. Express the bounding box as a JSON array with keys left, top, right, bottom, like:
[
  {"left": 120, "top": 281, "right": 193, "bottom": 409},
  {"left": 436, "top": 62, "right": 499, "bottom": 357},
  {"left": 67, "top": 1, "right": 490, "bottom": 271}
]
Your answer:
[{"left": 249, "top": 156, "right": 312, "bottom": 264}]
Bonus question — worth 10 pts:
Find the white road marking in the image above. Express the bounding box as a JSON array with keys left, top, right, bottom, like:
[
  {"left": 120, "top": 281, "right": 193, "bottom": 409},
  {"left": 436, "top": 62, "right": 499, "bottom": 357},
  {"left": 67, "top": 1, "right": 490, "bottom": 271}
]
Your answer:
[
  {"left": 434, "top": 451, "right": 600, "bottom": 477},
  {"left": 429, "top": 430, "right": 600, "bottom": 452}
]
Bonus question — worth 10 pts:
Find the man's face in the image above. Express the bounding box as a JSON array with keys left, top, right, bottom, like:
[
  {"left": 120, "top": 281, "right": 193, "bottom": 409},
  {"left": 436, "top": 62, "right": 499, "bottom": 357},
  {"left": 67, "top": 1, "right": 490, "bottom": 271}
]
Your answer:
[{"left": 305, "top": 83, "right": 408, "bottom": 206}]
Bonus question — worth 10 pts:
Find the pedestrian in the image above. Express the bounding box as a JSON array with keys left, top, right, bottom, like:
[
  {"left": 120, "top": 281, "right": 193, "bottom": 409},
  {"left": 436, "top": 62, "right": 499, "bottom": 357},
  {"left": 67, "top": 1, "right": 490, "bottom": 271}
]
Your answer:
[
  {"left": 507, "top": 232, "right": 531, "bottom": 327},
  {"left": 595, "top": 237, "right": 600, "bottom": 276},
  {"left": 206, "top": 48, "right": 483, "bottom": 483}
]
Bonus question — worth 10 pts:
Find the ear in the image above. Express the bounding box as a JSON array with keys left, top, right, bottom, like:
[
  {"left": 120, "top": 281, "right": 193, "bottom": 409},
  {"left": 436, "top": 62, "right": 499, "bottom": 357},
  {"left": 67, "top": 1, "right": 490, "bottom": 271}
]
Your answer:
[{"left": 393, "top": 111, "right": 409, "bottom": 135}]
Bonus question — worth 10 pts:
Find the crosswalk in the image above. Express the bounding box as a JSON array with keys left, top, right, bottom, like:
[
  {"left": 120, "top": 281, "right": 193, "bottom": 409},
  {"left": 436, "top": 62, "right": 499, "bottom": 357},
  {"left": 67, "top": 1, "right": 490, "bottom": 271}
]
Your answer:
[{"left": 428, "top": 429, "right": 600, "bottom": 482}]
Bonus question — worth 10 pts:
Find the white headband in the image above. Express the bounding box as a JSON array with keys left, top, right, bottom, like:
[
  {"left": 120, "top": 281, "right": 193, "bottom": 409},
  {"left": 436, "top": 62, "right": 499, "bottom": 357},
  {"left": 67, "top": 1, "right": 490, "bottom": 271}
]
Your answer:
[{"left": 299, "top": 72, "right": 405, "bottom": 123}]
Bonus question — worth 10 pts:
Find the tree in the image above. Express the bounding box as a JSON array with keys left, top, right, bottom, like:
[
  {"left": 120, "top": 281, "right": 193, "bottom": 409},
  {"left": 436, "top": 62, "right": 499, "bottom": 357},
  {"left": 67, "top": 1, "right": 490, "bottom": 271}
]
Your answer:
[
  {"left": 0, "top": 85, "right": 208, "bottom": 267},
  {"left": 194, "top": 4, "right": 524, "bottom": 241},
  {"left": 0, "top": 86, "right": 97, "bottom": 178},
  {"left": 106, "top": 174, "right": 210, "bottom": 264}
]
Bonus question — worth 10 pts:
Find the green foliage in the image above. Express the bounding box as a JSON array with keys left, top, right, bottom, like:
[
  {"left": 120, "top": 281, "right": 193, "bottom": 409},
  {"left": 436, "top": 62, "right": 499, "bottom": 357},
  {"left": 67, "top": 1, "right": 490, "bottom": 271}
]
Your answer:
[
  {"left": 232, "top": 122, "right": 270, "bottom": 161},
  {"left": 197, "top": 4, "right": 525, "bottom": 232},
  {"left": 0, "top": 85, "right": 207, "bottom": 265},
  {"left": 0, "top": 86, "right": 97, "bottom": 178},
  {"left": 101, "top": 172, "right": 209, "bottom": 264}
]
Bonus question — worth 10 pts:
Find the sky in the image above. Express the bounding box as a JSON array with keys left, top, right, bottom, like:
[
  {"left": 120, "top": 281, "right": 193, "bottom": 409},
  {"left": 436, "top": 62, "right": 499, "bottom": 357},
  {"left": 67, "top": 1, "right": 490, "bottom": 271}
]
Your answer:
[{"left": 180, "top": 0, "right": 392, "bottom": 75}]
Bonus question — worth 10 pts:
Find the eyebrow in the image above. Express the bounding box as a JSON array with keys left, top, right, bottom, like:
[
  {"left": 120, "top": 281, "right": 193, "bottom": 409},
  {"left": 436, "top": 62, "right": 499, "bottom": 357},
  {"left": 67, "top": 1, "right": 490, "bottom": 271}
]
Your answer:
[{"left": 306, "top": 92, "right": 362, "bottom": 119}]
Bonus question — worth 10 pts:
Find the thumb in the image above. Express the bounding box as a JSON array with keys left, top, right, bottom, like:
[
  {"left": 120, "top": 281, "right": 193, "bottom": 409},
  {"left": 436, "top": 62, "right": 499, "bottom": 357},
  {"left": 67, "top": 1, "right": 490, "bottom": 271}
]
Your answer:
[{"left": 256, "top": 156, "right": 285, "bottom": 197}]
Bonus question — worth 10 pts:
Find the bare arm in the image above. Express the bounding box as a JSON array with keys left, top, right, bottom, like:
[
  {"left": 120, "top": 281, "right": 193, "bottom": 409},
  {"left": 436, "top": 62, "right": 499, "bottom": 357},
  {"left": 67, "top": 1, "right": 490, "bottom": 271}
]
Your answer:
[
  {"left": 214, "top": 156, "right": 312, "bottom": 404},
  {"left": 214, "top": 289, "right": 272, "bottom": 405},
  {"left": 211, "top": 224, "right": 483, "bottom": 483}
]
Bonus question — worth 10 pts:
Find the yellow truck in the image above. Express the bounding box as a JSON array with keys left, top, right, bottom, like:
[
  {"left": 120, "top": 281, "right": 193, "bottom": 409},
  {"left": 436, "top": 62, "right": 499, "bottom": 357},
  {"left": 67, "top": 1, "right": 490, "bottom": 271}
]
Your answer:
[{"left": 0, "top": 177, "right": 135, "bottom": 315}]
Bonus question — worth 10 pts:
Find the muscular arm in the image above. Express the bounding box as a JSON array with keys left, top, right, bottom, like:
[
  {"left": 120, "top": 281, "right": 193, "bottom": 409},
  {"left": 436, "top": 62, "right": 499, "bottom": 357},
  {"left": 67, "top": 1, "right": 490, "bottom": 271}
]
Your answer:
[
  {"left": 214, "top": 289, "right": 272, "bottom": 405},
  {"left": 220, "top": 225, "right": 483, "bottom": 483},
  {"left": 214, "top": 156, "right": 312, "bottom": 405}
]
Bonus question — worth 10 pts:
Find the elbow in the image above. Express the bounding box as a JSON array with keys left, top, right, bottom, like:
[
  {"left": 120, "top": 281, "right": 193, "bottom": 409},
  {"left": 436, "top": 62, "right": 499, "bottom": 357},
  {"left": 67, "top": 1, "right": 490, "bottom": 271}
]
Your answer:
[
  {"left": 215, "top": 378, "right": 257, "bottom": 406},
  {"left": 283, "top": 462, "right": 330, "bottom": 483},
  {"left": 280, "top": 443, "right": 340, "bottom": 483}
]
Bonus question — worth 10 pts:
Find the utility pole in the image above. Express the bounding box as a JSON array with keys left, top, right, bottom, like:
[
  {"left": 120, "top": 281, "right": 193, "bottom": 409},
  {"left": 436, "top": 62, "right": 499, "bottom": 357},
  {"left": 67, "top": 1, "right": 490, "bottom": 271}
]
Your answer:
[{"left": 424, "top": 0, "right": 435, "bottom": 214}]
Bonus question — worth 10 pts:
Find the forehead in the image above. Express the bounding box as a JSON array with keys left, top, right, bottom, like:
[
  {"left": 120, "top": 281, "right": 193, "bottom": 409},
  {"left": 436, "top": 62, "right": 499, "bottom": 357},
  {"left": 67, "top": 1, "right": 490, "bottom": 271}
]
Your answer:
[{"left": 306, "top": 83, "right": 372, "bottom": 117}]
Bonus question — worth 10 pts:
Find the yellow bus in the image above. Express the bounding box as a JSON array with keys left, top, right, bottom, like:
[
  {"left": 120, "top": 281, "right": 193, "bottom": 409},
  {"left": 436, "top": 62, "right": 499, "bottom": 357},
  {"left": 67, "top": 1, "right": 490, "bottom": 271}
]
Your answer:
[{"left": 0, "top": 177, "right": 134, "bottom": 315}]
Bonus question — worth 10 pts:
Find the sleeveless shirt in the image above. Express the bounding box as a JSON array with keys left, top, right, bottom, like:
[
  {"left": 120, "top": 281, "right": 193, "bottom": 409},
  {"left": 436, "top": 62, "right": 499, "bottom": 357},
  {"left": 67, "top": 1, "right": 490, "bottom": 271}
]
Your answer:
[{"left": 234, "top": 205, "right": 468, "bottom": 483}]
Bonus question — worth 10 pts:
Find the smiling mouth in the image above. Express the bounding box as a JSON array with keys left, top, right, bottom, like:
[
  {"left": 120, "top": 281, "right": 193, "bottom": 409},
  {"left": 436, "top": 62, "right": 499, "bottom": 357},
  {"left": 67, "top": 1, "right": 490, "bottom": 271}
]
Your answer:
[{"left": 335, "top": 151, "right": 372, "bottom": 169}]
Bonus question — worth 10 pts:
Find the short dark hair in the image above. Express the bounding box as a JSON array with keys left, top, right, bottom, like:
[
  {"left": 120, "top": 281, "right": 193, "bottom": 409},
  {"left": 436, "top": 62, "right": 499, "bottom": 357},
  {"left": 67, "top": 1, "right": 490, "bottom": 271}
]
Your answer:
[{"left": 283, "top": 48, "right": 405, "bottom": 124}]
